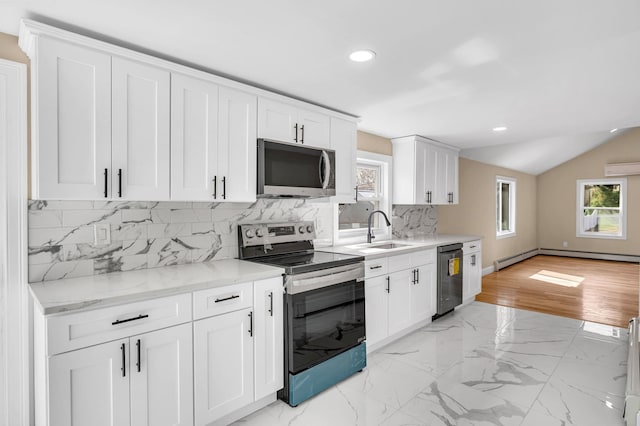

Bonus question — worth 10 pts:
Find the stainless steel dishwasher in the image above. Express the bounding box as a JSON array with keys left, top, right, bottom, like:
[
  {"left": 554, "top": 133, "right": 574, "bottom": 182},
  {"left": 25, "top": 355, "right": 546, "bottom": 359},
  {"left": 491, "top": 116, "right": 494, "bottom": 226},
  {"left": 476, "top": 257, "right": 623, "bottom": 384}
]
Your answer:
[{"left": 433, "top": 243, "right": 463, "bottom": 319}]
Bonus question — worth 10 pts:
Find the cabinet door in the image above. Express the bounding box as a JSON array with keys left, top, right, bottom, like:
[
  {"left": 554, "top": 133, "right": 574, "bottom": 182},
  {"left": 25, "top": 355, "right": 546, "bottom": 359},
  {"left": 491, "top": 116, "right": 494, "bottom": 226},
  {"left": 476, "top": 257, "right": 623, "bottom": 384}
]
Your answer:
[
  {"left": 112, "top": 57, "right": 170, "bottom": 200},
  {"left": 217, "top": 86, "right": 258, "bottom": 202},
  {"left": 171, "top": 73, "right": 219, "bottom": 201},
  {"left": 462, "top": 254, "right": 475, "bottom": 302},
  {"left": 297, "top": 108, "right": 330, "bottom": 148},
  {"left": 387, "top": 270, "right": 413, "bottom": 335},
  {"left": 330, "top": 117, "right": 357, "bottom": 203},
  {"left": 253, "top": 277, "right": 284, "bottom": 400},
  {"left": 469, "top": 252, "right": 482, "bottom": 297},
  {"left": 422, "top": 143, "right": 438, "bottom": 205},
  {"left": 443, "top": 148, "right": 459, "bottom": 204},
  {"left": 365, "top": 275, "right": 389, "bottom": 348},
  {"left": 257, "top": 97, "right": 297, "bottom": 142},
  {"left": 35, "top": 37, "right": 112, "bottom": 200},
  {"left": 194, "top": 308, "right": 253, "bottom": 425},
  {"left": 130, "top": 323, "right": 193, "bottom": 426},
  {"left": 412, "top": 264, "right": 435, "bottom": 323},
  {"left": 49, "top": 339, "right": 130, "bottom": 426}
]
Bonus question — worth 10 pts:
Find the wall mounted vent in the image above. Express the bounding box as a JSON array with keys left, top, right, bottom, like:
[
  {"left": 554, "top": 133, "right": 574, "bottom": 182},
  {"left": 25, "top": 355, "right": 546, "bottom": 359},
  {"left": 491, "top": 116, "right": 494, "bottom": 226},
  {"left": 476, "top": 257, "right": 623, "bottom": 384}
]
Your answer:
[{"left": 605, "top": 162, "right": 640, "bottom": 176}]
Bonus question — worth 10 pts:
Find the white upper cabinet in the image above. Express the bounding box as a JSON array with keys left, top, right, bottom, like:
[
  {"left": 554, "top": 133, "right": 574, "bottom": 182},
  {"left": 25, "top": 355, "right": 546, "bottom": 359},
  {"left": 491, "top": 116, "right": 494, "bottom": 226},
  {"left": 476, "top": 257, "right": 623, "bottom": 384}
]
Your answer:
[
  {"left": 170, "top": 73, "right": 219, "bottom": 201},
  {"left": 33, "top": 37, "right": 112, "bottom": 200},
  {"left": 258, "top": 97, "right": 330, "bottom": 148},
  {"left": 112, "top": 57, "right": 170, "bottom": 201},
  {"left": 217, "top": 86, "right": 257, "bottom": 202},
  {"left": 330, "top": 117, "right": 357, "bottom": 203},
  {"left": 392, "top": 135, "right": 459, "bottom": 205}
]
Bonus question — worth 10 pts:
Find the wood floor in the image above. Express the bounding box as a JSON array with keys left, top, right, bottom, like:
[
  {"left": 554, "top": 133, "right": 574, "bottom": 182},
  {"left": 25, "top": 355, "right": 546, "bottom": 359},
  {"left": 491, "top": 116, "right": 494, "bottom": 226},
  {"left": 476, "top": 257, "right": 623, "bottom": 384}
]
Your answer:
[{"left": 476, "top": 255, "right": 639, "bottom": 328}]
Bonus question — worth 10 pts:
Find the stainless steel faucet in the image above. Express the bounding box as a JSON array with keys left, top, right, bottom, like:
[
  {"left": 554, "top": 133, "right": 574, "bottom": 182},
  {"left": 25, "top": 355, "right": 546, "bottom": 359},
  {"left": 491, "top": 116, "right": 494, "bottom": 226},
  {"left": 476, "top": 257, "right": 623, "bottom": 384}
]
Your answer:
[{"left": 367, "top": 210, "right": 391, "bottom": 243}]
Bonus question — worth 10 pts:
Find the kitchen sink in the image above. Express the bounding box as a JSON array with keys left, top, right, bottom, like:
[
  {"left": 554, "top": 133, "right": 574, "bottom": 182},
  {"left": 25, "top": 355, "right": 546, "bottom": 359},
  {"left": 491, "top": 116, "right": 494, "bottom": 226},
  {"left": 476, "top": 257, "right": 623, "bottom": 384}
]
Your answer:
[{"left": 372, "top": 243, "right": 410, "bottom": 250}]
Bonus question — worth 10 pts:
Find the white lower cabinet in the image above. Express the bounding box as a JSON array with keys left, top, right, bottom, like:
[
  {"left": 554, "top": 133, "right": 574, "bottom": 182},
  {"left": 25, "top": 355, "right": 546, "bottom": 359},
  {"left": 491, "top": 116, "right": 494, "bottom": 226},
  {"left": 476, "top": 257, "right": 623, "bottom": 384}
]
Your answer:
[
  {"left": 463, "top": 240, "right": 483, "bottom": 303},
  {"left": 193, "top": 277, "right": 284, "bottom": 426},
  {"left": 194, "top": 308, "right": 254, "bottom": 425},
  {"left": 48, "top": 323, "right": 193, "bottom": 426},
  {"left": 365, "top": 249, "right": 437, "bottom": 350}
]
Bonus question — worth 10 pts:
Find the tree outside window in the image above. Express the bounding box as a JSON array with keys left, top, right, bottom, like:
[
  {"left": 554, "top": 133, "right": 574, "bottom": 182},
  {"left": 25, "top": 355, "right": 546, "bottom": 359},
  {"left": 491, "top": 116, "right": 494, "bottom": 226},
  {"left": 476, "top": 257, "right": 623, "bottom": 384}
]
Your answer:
[{"left": 577, "top": 178, "right": 627, "bottom": 239}]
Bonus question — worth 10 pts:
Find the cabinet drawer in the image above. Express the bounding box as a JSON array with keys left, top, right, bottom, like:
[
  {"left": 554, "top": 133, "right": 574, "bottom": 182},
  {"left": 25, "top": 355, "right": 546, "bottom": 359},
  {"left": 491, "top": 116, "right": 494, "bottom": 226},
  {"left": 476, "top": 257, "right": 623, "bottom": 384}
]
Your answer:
[
  {"left": 387, "top": 253, "right": 413, "bottom": 273},
  {"left": 410, "top": 249, "right": 436, "bottom": 266},
  {"left": 364, "top": 258, "right": 388, "bottom": 278},
  {"left": 46, "top": 293, "right": 192, "bottom": 356},
  {"left": 193, "top": 281, "right": 253, "bottom": 320},
  {"left": 463, "top": 240, "right": 482, "bottom": 254}
]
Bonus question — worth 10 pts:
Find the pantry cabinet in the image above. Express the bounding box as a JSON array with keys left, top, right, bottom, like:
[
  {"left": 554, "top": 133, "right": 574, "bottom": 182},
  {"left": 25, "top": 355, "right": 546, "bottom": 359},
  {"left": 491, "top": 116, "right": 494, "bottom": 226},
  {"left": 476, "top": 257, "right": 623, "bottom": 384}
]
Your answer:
[
  {"left": 364, "top": 249, "right": 437, "bottom": 351},
  {"left": 392, "top": 135, "right": 459, "bottom": 205},
  {"left": 171, "top": 74, "right": 257, "bottom": 202},
  {"left": 258, "top": 97, "right": 331, "bottom": 148}
]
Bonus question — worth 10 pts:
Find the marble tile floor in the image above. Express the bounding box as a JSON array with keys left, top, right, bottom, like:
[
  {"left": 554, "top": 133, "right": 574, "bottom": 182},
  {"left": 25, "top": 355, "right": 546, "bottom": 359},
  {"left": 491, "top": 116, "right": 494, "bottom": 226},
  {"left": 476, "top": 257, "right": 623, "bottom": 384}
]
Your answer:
[{"left": 233, "top": 301, "right": 628, "bottom": 426}]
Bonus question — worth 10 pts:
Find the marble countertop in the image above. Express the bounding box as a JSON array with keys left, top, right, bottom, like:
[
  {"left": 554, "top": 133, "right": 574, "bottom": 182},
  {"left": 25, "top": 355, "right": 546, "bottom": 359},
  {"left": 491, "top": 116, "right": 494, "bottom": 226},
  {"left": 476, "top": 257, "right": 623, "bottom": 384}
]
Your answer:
[
  {"left": 29, "top": 259, "right": 284, "bottom": 315},
  {"left": 323, "top": 234, "right": 482, "bottom": 260}
]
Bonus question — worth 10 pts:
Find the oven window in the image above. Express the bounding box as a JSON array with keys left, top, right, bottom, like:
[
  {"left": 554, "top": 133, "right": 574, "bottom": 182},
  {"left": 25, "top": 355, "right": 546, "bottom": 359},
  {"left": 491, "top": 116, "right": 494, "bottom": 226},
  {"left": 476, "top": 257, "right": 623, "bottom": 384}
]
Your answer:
[
  {"left": 288, "top": 280, "right": 365, "bottom": 374},
  {"left": 264, "top": 142, "right": 323, "bottom": 188}
]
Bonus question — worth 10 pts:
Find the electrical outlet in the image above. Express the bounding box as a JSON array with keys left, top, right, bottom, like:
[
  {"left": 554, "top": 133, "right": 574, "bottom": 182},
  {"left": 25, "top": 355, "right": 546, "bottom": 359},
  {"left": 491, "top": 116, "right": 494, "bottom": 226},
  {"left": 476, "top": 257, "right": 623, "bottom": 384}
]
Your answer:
[
  {"left": 94, "top": 224, "right": 111, "bottom": 246},
  {"left": 562, "top": 241, "right": 568, "bottom": 248}
]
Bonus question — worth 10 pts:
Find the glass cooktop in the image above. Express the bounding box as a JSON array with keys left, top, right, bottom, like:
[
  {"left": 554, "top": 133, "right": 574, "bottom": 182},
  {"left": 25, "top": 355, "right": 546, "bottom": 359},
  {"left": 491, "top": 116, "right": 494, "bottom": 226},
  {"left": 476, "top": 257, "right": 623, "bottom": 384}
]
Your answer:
[{"left": 248, "top": 250, "right": 363, "bottom": 275}]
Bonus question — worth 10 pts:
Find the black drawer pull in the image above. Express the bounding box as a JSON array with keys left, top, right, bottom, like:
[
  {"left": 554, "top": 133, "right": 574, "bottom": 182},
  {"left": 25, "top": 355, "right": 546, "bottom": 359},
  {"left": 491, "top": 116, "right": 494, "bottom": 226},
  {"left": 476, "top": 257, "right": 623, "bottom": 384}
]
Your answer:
[
  {"left": 215, "top": 294, "right": 240, "bottom": 303},
  {"left": 112, "top": 314, "right": 148, "bottom": 326},
  {"left": 121, "top": 343, "right": 126, "bottom": 377},
  {"left": 369, "top": 265, "right": 383, "bottom": 270}
]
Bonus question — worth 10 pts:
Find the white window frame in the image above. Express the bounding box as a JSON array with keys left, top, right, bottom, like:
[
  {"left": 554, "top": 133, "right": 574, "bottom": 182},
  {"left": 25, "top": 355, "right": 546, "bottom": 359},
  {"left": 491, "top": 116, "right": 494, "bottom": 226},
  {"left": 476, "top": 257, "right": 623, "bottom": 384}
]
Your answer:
[
  {"left": 496, "top": 176, "right": 516, "bottom": 239},
  {"left": 334, "top": 151, "right": 392, "bottom": 245},
  {"left": 576, "top": 178, "right": 627, "bottom": 240}
]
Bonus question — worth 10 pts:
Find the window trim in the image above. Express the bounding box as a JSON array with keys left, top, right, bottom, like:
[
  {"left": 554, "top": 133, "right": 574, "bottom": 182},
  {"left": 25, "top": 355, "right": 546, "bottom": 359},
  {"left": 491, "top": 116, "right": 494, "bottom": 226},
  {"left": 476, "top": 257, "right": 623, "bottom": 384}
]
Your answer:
[
  {"left": 576, "top": 178, "right": 627, "bottom": 240},
  {"left": 496, "top": 176, "right": 516, "bottom": 239},
  {"left": 334, "top": 151, "right": 392, "bottom": 245}
]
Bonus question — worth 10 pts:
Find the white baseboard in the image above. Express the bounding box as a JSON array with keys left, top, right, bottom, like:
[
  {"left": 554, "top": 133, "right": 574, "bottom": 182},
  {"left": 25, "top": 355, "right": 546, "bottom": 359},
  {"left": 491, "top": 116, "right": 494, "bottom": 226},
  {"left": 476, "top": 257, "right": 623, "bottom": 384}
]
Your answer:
[
  {"left": 539, "top": 248, "right": 640, "bottom": 263},
  {"left": 482, "top": 265, "right": 495, "bottom": 276}
]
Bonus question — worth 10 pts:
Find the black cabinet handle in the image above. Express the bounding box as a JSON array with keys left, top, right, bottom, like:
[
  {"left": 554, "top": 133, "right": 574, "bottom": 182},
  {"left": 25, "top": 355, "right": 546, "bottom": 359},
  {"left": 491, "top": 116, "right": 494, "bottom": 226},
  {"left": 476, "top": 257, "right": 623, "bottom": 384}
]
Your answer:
[
  {"left": 136, "top": 339, "right": 141, "bottom": 373},
  {"left": 214, "top": 294, "right": 239, "bottom": 303},
  {"left": 112, "top": 314, "right": 149, "bottom": 326},
  {"left": 300, "top": 124, "right": 305, "bottom": 144},
  {"left": 386, "top": 276, "right": 390, "bottom": 293},
  {"left": 412, "top": 269, "right": 417, "bottom": 284},
  {"left": 118, "top": 169, "right": 122, "bottom": 198},
  {"left": 222, "top": 176, "right": 226, "bottom": 200},
  {"left": 104, "top": 169, "right": 108, "bottom": 198},
  {"left": 248, "top": 311, "right": 253, "bottom": 337},
  {"left": 471, "top": 254, "right": 476, "bottom": 266},
  {"left": 355, "top": 186, "right": 358, "bottom": 202},
  {"left": 294, "top": 123, "right": 298, "bottom": 142},
  {"left": 369, "top": 265, "right": 382, "bottom": 270},
  {"left": 416, "top": 268, "right": 420, "bottom": 284},
  {"left": 213, "top": 176, "right": 217, "bottom": 199},
  {"left": 121, "top": 343, "right": 126, "bottom": 377},
  {"left": 268, "top": 292, "right": 273, "bottom": 317}
]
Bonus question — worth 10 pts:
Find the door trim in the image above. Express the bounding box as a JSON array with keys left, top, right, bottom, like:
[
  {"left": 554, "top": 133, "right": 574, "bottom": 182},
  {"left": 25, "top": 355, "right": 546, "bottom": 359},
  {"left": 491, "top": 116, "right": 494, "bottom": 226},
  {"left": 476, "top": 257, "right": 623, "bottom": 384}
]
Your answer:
[{"left": 0, "top": 58, "right": 30, "bottom": 426}]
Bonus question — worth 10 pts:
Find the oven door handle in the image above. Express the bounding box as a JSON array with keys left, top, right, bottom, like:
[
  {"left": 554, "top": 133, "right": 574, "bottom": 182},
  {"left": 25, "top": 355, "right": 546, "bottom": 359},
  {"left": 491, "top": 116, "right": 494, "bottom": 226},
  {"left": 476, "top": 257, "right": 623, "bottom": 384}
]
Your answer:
[{"left": 286, "top": 263, "right": 364, "bottom": 295}]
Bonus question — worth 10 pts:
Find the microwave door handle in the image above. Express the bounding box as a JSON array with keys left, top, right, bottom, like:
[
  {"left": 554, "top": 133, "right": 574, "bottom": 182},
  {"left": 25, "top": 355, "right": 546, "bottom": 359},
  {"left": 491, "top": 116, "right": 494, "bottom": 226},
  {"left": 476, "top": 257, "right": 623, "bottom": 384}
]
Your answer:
[{"left": 320, "top": 150, "right": 331, "bottom": 189}]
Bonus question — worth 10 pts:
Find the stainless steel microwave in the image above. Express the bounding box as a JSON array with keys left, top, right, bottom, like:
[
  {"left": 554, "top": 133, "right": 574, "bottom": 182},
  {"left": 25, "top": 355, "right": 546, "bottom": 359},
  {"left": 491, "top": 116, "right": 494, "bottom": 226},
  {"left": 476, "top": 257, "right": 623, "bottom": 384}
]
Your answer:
[{"left": 257, "top": 139, "right": 336, "bottom": 198}]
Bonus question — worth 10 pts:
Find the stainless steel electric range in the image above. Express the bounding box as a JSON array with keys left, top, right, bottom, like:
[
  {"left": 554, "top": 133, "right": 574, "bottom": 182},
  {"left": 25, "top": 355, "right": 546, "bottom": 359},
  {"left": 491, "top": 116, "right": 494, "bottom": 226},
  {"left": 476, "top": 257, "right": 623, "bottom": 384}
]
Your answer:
[{"left": 238, "top": 221, "right": 366, "bottom": 407}]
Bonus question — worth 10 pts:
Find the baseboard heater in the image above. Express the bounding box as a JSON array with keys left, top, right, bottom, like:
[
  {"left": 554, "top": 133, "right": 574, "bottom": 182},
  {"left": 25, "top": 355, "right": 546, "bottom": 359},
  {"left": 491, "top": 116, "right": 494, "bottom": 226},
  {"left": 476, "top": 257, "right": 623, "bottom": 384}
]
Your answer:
[
  {"left": 538, "top": 248, "right": 640, "bottom": 263},
  {"left": 625, "top": 318, "right": 640, "bottom": 425},
  {"left": 493, "top": 249, "right": 539, "bottom": 272}
]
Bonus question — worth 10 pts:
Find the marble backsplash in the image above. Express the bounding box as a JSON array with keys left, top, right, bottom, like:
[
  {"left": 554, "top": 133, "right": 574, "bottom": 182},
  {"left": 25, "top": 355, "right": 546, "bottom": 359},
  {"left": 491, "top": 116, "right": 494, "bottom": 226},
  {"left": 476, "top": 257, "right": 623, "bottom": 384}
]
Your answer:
[
  {"left": 28, "top": 199, "right": 334, "bottom": 282},
  {"left": 391, "top": 205, "right": 437, "bottom": 238}
]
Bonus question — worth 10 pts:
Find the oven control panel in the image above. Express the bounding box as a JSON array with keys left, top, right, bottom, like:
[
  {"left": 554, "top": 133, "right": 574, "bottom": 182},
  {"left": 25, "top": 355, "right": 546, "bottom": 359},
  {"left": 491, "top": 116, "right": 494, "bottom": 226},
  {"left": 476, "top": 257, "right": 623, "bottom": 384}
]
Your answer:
[{"left": 239, "top": 221, "right": 316, "bottom": 247}]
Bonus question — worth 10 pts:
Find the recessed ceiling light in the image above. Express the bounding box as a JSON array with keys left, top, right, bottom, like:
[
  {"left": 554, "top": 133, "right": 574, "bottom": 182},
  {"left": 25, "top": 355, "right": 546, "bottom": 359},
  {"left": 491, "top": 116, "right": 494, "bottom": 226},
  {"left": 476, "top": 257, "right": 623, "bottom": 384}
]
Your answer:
[
  {"left": 610, "top": 128, "right": 618, "bottom": 133},
  {"left": 349, "top": 50, "right": 376, "bottom": 62},
  {"left": 492, "top": 126, "right": 507, "bottom": 132}
]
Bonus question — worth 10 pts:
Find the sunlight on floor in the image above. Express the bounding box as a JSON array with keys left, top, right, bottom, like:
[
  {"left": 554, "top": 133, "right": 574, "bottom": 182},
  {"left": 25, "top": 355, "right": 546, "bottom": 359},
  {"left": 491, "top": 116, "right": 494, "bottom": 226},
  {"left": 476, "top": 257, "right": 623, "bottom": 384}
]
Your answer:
[{"left": 529, "top": 269, "right": 585, "bottom": 287}]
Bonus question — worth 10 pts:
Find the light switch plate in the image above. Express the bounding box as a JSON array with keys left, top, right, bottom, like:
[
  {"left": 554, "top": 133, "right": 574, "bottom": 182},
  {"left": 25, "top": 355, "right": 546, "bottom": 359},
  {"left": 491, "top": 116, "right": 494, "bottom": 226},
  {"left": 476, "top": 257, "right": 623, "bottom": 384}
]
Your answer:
[{"left": 94, "top": 224, "right": 111, "bottom": 246}]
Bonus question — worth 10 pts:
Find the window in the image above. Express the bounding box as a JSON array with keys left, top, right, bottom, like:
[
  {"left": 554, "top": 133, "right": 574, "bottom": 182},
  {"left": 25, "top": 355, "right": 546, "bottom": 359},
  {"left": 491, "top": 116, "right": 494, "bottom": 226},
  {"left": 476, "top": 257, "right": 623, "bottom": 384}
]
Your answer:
[
  {"left": 496, "top": 176, "right": 516, "bottom": 238},
  {"left": 576, "top": 178, "right": 627, "bottom": 239},
  {"left": 335, "top": 151, "right": 391, "bottom": 244}
]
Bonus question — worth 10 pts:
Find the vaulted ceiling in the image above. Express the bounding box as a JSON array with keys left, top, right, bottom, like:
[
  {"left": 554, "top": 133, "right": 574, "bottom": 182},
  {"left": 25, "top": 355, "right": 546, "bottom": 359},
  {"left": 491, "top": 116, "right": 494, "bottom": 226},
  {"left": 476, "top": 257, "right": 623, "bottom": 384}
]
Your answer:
[{"left": 2, "top": 1, "right": 639, "bottom": 174}]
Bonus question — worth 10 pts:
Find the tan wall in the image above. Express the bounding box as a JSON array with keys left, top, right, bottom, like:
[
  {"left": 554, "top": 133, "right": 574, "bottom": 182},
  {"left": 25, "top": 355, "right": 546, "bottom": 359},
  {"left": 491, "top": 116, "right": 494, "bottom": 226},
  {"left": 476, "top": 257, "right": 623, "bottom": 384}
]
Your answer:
[
  {"left": 1, "top": 32, "right": 31, "bottom": 197},
  {"left": 537, "top": 128, "right": 640, "bottom": 255},
  {"left": 438, "top": 158, "right": 538, "bottom": 268},
  {"left": 357, "top": 130, "right": 392, "bottom": 155}
]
